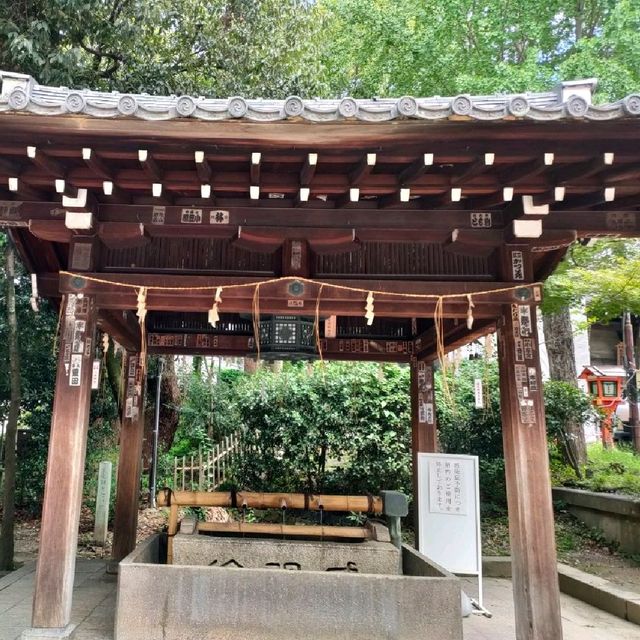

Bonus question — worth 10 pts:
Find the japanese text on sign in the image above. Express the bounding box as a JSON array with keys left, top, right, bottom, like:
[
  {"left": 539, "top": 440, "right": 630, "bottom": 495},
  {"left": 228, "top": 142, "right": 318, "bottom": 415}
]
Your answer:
[{"left": 429, "top": 459, "right": 467, "bottom": 516}]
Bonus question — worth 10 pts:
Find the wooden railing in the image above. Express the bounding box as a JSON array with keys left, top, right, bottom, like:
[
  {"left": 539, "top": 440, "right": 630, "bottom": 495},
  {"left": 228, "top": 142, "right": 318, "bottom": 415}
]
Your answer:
[{"left": 172, "top": 432, "right": 241, "bottom": 491}]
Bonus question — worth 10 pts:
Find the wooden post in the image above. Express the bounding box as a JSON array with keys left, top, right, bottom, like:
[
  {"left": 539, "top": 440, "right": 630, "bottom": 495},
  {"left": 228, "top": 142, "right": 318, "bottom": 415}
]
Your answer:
[
  {"left": 30, "top": 294, "right": 97, "bottom": 634},
  {"left": 497, "top": 245, "right": 563, "bottom": 639},
  {"left": 410, "top": 357, "right": 437, "bottom": 544},
  {"left": 110, "top": 352, "right": 146, "bottom": 565}
]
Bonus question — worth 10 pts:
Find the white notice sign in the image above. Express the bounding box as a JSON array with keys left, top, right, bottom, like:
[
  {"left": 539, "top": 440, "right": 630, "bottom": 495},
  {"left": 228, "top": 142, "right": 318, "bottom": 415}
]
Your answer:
[{"left": 418, "top": 453, "right": 481, "bottom": 576}]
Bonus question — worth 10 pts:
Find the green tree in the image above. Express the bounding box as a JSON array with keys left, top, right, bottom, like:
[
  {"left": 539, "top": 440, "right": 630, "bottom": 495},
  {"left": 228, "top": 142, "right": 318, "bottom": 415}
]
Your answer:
[
  {"left": 318, "top": 0, "right": 639, "bottom": 100},
  {"left": 0, "top": 240, "right": 21, "bottom": 570},
  {"left": 0, "top": 0, "right": 328, "bottom": 97}
]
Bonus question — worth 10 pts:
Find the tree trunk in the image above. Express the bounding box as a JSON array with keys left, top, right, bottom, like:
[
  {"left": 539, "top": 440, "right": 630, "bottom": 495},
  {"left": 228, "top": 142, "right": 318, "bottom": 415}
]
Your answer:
[
  {"left": 143, "top": 355, "right": 180, "bottom": 466},
  {"left": 542, "top": 308, "right": 587, "bottom": 469},
  {"left": 0, "top": 242, "right": 22, "bottom": 571}
]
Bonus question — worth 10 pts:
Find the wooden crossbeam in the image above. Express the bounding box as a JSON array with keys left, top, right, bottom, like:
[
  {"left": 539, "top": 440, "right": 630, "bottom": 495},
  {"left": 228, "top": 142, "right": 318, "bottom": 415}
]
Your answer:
[
  {"left": 14, "top": 165, "right": 626, "bottom": 197},
  {"left": 250, "top": 152, "right": 261, "bottom": 185},
  {"left": 0, "top": 157, "right": 20, "bottom": 177},
  {"left": 594, "top": 194, "right": 640, "bottom": 211},
  {"left": 557, "top": 189, "right": 615, "bottom": 211},
  {"left": 2, "top": 199, "right": 638, "bottom": 237},
  {"left": 54, "top": 179, "right": 78, "bottom": 198},
  {"left": 500, "top": 154, "right": 554, "bottom": 186},
  {"left": 7, "top": 179, "right": 44, "bottom": 201},
  {"left": 553, "top": 153, "right": 614, "bottom": 185},
  {"left": 82, "top": 148, "right": 113, "bottom": 180},
  {"left": 468, "top": 187, "right": 514, "bottom": 209},
  {"left": 147, "top": 332, "right": 413, "bottom": 362},
  {"left": 26, "top": 146, "right": 66, "bottom": 178},
  {"left": 452, "top": 153, "right": 495, "bottom": 186},
  {"left": 349, "top": 153, "right": 376, "bottom": 185},
  {"left": 399, "top": 153, "right": 434, "bottom": 185},
  {"left": 101, "top": 182, "right": 131, "bottom": 203},
  {"left": 97, "top": 309, "right": 141, "bottom": 352},
  {"left": 532, "top": 187, "right": 565, "bottom": 206},
  {"left": 300, "top": 153, "right": 318, "bottom": 186},
  {"left": 378, "top": 188, "right": 412, "bottom": 208},
  {"left": 138, "top": 149, "right": 162, "bottom": 182},
  {"left": 336, "top": 188, "right": 360, "bottom": 208},
  {"left": 601, "top": 164, "right": 640, "bottom": 185},
  {"left": 194, "top": 150, "right": 213, "bottom": 183}
]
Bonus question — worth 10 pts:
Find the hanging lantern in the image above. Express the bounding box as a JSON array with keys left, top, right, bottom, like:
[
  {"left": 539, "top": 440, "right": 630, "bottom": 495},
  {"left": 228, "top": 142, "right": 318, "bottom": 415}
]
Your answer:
[{"left": 257, "top": 315, "right": 316, "bottom": 360}]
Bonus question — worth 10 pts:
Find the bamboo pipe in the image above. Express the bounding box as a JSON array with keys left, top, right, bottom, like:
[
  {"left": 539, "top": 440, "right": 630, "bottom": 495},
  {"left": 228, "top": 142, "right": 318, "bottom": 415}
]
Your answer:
[
  {"left": 157, "top": 490, "right": 383, "bottom": 514},
  {"left": 197, "top": 521, "right": 370, "bottom": 540},
  {"left": 167, "top": 502, "right": 179, "bottom": 564}
]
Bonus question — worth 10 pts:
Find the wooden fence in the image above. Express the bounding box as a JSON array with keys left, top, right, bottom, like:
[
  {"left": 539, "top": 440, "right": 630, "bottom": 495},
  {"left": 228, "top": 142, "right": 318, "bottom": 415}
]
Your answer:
[{"left": 173, "top": 432, "right": 241, "bottom": 491}]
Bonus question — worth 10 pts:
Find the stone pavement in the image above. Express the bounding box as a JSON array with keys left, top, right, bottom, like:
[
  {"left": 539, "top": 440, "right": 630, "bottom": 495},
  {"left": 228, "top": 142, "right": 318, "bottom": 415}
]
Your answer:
[
  {"left": 0, "top": 559, "right": 115, "bottom": 640},
  {"left": 463, "top": 577, "right": 640, "bottom": 640},
  {"left": 0, "top": 559, "right": 637, "bottom": 639}
]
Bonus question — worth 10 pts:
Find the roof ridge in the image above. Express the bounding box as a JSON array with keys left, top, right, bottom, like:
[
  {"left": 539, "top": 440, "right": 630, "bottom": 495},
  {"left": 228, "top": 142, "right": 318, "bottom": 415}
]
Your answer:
[{"left": 1, "top": 71, "right": 639, "bottom": 123}]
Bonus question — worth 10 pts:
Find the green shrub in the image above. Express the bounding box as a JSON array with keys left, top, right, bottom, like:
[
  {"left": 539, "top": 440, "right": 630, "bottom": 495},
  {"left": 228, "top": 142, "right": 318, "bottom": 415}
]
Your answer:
[
  {"left": 231, "top": 362, "right": 412, "bottom": 496},
  {"left": 436, "top": 358, "right": 506, "bottom": 509}
]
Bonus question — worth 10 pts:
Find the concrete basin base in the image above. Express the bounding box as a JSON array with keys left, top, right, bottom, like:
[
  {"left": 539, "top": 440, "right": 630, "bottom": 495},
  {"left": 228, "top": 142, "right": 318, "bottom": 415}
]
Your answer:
[{"left": 115, "top": 534, "right": 462, "bottom": 640}]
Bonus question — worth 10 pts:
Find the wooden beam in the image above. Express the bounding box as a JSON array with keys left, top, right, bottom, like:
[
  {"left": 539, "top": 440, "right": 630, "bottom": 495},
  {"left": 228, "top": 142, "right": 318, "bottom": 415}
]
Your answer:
[
  {"left": 452, "top": 153, "right": 495, "bottom": 186},
  {"left": 500, "top": 154, "right": 554, "bottom": 186},
  {"left": 97, "top": 310, "right": 141, "bottom": 352},
  {"left": 399, "top": 153, "right": 434, "bottom": 186},
  {"left": 111, "top": 352, "right": 146, "bottom": 564},
  {"left": 138, "top": 149, "right": 162, "bottom": 182},
  {"left": 0, "top": 200, "right": 507, "bottom": 232},
  {"left": 250, "top": 151, "right": 261, "bottom": 185},
  {"left": 300, "top": 153, "right": 318, "bottom": 186},
  {"left": 3, "top": 112, "right": 640, "bottom": 151},
  {"left": 26, "top": 146, "right": 66, "bottom": 178},
  {"left": 497, "top": 303, "right": 563, "bottom": 639},
  {"left": 194, "top": 150, "right": 213, "bottom": 183},
  {"left": 470, "top": 187, "right": 515, "bottom": 209},
  {"left": 31, "top": 295, "right": 97, "bottom": 631},
  {"left": 58, "top": 272, "right": 530, "bottom": 298},
  {"left": 82, "top": 148, "right": 113, "bottom": 180},
  {"left": 553, "top": 153, "right": 614, "bottom": 185},
  {"left": 349, "top": 153, "right": 376, "bottom": 185},
  {"left": 532, "top": 187, "right": 565, "bottom": 206},
  {"left": 51, "top": 273, "right": 529, "bottom": 318},
  {"left": 147, "top": 332, "right": 413, "bottom": 362},
  {"left": 601, "top": 163, "right": 640, "bottom": 185},
  {"left": 0, "top": 156, "right": 20, "bottom": 177},
  {"left": 410, "top": 358, "right": 437, "bottom": 542},
  {"left": 556, "top": 189, "right": 614, "bottom": 211},
  {"left": 7, "top": 179, "right": 45, "bottom": 201}
]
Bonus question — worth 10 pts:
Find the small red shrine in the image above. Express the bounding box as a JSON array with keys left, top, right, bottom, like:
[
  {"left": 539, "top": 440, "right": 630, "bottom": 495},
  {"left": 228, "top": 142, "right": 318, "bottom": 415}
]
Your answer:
[{"left": 579, "top": 365, "right": 625, "bottom": 445}]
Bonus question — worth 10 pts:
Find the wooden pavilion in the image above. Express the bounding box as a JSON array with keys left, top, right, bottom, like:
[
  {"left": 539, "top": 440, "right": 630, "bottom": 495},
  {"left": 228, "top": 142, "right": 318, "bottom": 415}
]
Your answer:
[{"left": 1, "top": 70, "right": 640, "bottom": 639}]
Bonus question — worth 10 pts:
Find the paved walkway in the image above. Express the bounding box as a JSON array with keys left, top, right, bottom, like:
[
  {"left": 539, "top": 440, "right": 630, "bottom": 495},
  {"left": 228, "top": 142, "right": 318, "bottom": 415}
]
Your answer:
[
  {"left": 0, "top": 560, "right": 115, "bottom": 640},
  {"left": 0, "top": 559, "right": 637, "bottom": 639},
  {"left": 463, "top": 577, "right": 640, "bottom": 639}
]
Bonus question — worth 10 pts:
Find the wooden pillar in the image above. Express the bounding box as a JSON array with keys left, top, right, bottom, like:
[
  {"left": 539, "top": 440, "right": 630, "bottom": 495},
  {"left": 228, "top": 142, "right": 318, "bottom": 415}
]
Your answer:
[
  {"left": 497, "top": 245, "right": 563, "bottom": 639},
  {"left": 30, "top": 294, "right": 97, "bottom": 633},
  {"left": 111, "top": 352, "right": 146, "bottom": 564},
  {"left": 410, "top": 356, "right": 437, "bottom": 542}
]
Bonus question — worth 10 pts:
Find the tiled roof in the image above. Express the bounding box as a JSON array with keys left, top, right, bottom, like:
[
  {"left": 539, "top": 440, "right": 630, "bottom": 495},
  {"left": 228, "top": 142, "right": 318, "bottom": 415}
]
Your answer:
[{"left": 2, "top": 72, "right": 640, "bottom": 123}]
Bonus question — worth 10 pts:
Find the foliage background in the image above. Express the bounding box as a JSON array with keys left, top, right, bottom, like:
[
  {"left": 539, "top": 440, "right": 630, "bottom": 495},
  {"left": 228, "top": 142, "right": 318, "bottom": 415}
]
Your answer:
[{"left": 1, "top": 0, "right": 640, "bottom": 521}]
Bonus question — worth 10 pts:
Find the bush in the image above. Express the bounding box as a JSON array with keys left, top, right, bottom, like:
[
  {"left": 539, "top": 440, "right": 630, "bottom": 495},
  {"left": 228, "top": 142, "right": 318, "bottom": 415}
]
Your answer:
[
  {"left": 578, "top": 444, "right": 640, "bottom": 495},
  {"left": 231, "top": 362, "right": 412, "bottom": 496},
  {"left": 436, "top": 358, "right": 506, "bottom": 509}
]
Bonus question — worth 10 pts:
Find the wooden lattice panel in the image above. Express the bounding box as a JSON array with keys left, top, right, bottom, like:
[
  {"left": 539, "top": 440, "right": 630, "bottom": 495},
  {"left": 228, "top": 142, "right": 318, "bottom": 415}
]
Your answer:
[{"left": 102, "top": 238, "right": 277, "bottom": 274}]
